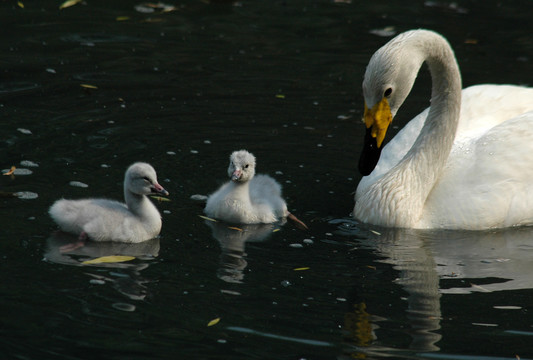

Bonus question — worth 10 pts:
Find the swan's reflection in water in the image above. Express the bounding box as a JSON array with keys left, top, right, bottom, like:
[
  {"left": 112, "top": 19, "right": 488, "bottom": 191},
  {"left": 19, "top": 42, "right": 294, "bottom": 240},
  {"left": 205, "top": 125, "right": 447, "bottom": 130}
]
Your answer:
[
  {"left": 204, "top": 220, "right": 282, "bottom": 283},
  {"left": 44, "top": 232, "right": 160, "bottom": 301},
  {"left": 335, "top": 220, "right": 533, "bottom": 355}
]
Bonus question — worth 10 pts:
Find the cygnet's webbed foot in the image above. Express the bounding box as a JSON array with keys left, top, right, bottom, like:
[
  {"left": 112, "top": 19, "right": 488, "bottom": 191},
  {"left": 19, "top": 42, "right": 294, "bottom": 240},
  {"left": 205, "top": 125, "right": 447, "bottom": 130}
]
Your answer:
[
  {"left": 287, "top": 213, "right": 309, "bottom": 231},
  {"left": 59, "top": 232, "right": 88, "bottom": 253}
]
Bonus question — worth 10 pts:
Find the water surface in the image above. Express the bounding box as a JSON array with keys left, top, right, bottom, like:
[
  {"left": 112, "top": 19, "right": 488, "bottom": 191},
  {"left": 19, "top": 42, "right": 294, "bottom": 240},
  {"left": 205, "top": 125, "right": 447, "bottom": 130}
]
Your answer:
[{"left": 1, "top": 0, "right": 533, "bottom": 359}]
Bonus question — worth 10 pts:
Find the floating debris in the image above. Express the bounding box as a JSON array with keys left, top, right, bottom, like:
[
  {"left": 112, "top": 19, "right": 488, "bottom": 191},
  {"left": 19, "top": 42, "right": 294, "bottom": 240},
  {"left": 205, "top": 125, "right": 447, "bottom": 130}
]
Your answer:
[
  {"left": 80, "top": 84, "right": 98, "bottom": 90},
  {"left": 369, "top": 26, "right": 396, "bottom": 37},
  {"left": 207, "top": 318, "right": 220, "bottom": 327},
  {"left": 14, "top": 191, "right": 39, "bottom": 200},
  {"left": 293, "top": 267, "right": 310, "bottom": 271},
  {"left": 289, "top": 243, "right": 304, "bottom": 248},
  {"left": 20, "top": 160, "right": 39, "bottom": 167},
  {"left": 220, "top": 289, "right": 241, "bottom": 296},
  {"left": 493, "top": 306, "right": 522, "bottom": 310},
  {"left": 59, "top": 0, "right": 82, "bottom": 9},
  {"left": 69, "top": 181, "right": 89, "bottom": 188},
  {"left": 82, "top": 255, "right": 135, "bottom": 265},
  {"left": 190, "top": 194, "right": 208, "bottom": 201},
  {"left": 198, "top": 215, "right": 217, "bottom": 222},
  {"left": 3, "top": 167, "right": 32, "bottom": 176},
  {"left": 112, "top": 303, "right": 136, "bottom": 312},
  {"left": 150, "top": 195, "right": 170, "bottom": 202},
  {"left": 17, "top": 128, "right": 32, "bottom": 135},
  {"left": 2, "top": 166, "right": 16, "bottom": 176},
  {"left": 227, "top": 226, "right": 243, "bottom": 232}
]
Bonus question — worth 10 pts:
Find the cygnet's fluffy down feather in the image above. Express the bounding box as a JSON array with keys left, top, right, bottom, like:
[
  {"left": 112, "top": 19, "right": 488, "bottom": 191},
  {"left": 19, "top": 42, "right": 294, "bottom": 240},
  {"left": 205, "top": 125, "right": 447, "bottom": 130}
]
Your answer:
[
  {"left": 49, "top": 162, "right": 169, "bottom": 243},
  {"left": 205, "top": 150, "right": 289, "bottom": 224}
]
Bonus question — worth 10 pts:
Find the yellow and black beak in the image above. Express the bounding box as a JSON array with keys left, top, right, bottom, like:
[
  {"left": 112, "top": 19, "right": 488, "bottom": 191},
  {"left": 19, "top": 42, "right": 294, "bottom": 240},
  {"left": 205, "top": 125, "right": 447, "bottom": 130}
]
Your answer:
[{"left": 358, "top": 98, "right": 393, "bottom": 176}]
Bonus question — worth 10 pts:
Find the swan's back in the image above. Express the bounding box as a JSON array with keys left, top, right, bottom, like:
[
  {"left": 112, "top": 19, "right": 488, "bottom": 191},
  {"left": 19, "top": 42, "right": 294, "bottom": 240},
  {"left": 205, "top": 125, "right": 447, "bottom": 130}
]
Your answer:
[{"left": 250, "top": 174, "right": 288, "bottom": 219}]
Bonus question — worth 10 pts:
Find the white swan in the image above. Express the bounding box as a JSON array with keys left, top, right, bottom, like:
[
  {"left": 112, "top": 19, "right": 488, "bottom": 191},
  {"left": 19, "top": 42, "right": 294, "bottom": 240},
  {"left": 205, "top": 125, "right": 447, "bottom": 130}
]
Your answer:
[
  {"left": 354, "top": 29, "right": 533, "bottom": 229},
  {"left": 205, "top": 150, "right": 305, "bottom": 226},
  {"left": 49, "top": 162, "right": 169, "bottom": 242}
]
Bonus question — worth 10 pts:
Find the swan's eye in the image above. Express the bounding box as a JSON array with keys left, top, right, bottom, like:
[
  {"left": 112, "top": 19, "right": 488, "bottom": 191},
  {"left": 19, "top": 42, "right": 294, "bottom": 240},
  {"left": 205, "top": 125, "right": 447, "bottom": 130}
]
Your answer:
[
  {"left": 244, "top": 164, "right": 249, "bottom": 169},
  {"left": 142, "top": 176, "right": 152, "bottom": 184},
  {"left": 384, "top": 88, "right": 393, "bottom": 97}
]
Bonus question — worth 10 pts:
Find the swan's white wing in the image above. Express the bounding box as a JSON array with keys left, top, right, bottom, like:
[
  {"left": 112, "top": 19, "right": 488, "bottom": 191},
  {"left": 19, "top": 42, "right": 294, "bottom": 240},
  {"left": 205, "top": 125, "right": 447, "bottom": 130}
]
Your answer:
[
  {"left": 419, "top": 85, "right": 533, "bottom": 229},
  {"left": 249, "top": 175, "right": 288, "bottom": 219}
]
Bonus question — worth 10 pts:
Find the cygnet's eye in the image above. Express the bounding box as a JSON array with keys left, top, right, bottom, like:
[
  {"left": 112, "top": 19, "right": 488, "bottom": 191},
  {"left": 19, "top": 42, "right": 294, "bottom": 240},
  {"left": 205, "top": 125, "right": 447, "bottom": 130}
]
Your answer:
[
  {"left": 384, "top": 88, "right": 393, "bottom": 98},
  {"left": 244, "top": 164, "right": 249, "bottom": 169},
  {"left": 143, "top": 176, "right": 152, "bottom": 184}
]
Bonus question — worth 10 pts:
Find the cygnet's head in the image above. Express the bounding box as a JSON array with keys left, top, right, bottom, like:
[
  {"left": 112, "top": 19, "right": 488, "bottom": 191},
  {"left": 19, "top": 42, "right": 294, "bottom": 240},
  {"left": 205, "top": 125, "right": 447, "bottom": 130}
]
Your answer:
[
  {"left": 227, "top": 150, "right": 256, "bottom": 183},
  {"left": 125, "top": 162, "right": 169, "bottom": 196}
]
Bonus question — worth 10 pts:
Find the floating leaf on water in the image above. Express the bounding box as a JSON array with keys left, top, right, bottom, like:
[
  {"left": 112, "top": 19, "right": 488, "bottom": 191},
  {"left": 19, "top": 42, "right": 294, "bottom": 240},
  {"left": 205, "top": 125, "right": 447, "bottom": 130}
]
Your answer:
[
  {"left": 275, "top": 94, "right": 285, "bottom": 99},
  {"left": 69, "top": 181, "right": 89, "bottom": 188},
  {"left": 3, "top": 166, "right": 16, "bottom": 176},
  {"left": 227, "top": 226, "right": 243, "bottom": 232},
  {"left": 80, "top": 83, "right": 98, "bottom": 89},
  {"left": 116, "top": 16, "right": 130, "bottom": 21},
  {"left": 366, "top": 265, "right": 377, "bottom": 270},
  {"left": 207, "top": 318, "right": 220, "bottom": 327},
  {"left": 14, "top": 191, "right": 39, "bottom": 200},
  {"left": 293, "top": 267, "right": 310, "bottom": 271},
  {"left": 59, "top": 0, "right": 82, "bottom": 10},
  {"left": 81, "top": 255, "right": 135, "bottom": 265},
  {"left": 17, "top": 1, "right": 24, "bottom": 8},
  {"left": 370, "top": 230, "right": 381, "bottom": 235},
  {"left": 198, "top": 215, "right": 218, "bottom": 222},
  {"left": 272, "top": 228, "right": 280, "bottom": 233},
  {"left": 150, "top": 195, "right": 170, "bottom": 202},
  {"left": 17, "top": 128, "right": 32, "bottom": 135}
]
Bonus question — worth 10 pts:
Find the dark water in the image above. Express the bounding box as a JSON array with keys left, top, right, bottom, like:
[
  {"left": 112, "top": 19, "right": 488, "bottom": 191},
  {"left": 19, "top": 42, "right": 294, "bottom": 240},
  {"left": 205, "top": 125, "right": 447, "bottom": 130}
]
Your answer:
[{"left": 1, "top": 0, "right": 533, "bottom": 359}]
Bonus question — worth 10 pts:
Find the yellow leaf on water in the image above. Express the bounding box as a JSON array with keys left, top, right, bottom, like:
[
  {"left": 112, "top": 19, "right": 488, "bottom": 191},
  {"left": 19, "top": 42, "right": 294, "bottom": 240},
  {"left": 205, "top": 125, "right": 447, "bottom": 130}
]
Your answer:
[
  {"left": 17, "top": 1, "right": 24, "bottom": 8},
  {"left": 227, "top": 226, "right": 243, "bottom": 232},
  {"left": 150, "top": 195, "right": 171, "bottom": 202},
  {"left": 80, "top": 84, "right": 98, "bottom": 90},
  {"left": 275, "top": 94, "right": 285, "bottom": 99},
  {"left": 198, "top": 215, "right": 218, "bottom": 222},
  {"left": 3, "top": 166, "right": 16, "bottom": 176},
  {"left": 59, "top": 0, "right": 82, "bottom": 10},
  {"left": 293, "top": 267, "right": 310, "bottom": 271},
  {"left": 207, "top": 317, "right": 220, "bottom": 327},
  {"left": 116, "top": 16, "right": 130, "bottom": 21},
  {"left": 82, "top": 255, "right": 135, "bottom": 265},
  {"left": 272, "top": 228, "right": 280, "bottom": 233}
]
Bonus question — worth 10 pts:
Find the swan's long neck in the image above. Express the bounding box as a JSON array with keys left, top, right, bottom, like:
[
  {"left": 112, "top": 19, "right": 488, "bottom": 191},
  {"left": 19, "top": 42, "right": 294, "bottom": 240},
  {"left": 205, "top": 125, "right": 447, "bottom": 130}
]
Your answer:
[
  {"left": 124, "top": 189, "right": 160, "bottom": 221},
  {"left": 228, "top": 180, "right": 251, "bottom": 200},
  {"left": 365, "top": 32, "right": 462, "bottom": 227}
]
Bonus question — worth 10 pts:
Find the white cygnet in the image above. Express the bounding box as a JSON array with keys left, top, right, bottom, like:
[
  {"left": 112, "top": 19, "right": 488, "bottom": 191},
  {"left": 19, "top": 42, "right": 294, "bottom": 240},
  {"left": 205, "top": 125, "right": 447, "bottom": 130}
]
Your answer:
[
  {"left": 49, "top": 162, "right": 169, "bottom": 243},
  {"left": 205, "top": 150, "right": 294, "bottom": 225}
]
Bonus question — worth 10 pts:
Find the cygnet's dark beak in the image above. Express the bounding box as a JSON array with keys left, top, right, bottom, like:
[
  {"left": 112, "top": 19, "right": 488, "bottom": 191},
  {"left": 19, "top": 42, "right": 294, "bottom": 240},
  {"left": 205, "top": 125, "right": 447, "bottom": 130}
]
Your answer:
[{"left": 151, "top": 182, "right": 169, "bottom": 196}]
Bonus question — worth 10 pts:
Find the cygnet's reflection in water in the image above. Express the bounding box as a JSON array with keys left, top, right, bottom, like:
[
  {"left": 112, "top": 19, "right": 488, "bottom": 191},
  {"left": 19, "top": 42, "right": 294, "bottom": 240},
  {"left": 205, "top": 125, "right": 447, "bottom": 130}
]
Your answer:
[
  {"left": 44, "top": 231, "right": 160, "bottom": 301},
  {"left": 335, "top": 220, "right": 533, "bottom": 355},
  {"left": 204, "top": 220, "right": 283, "bottom": 283}
]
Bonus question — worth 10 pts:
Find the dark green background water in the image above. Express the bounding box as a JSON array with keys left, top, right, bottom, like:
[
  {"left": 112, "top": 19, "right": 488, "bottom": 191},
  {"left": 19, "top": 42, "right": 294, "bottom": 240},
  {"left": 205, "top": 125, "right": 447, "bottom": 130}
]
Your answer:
[{"left": 1, "top": 0, "right": 533, "bottom": 359}]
